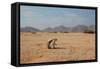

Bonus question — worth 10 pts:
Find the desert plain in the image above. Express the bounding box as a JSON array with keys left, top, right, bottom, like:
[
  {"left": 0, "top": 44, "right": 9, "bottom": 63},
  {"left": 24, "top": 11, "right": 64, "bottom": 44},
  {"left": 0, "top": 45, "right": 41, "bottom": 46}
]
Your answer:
[{"left": 20, "top": 32, "right": 95, "bottom": 64}]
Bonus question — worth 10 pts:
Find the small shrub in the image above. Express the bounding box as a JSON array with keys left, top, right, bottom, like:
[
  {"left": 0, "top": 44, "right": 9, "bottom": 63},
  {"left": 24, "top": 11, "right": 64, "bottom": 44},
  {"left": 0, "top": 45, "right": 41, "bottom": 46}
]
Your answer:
[
  {"left": 31, "top": 32, "right": 36, "bottom": 34},
  {"left": 53, "top": 32, "right": 58, "bottom": 33},
  {"left": 63, "top": 32, "right": 69, "bottom": 33},
  {"left": 84, "top": 30, "right": 95, "bottom": 34}
]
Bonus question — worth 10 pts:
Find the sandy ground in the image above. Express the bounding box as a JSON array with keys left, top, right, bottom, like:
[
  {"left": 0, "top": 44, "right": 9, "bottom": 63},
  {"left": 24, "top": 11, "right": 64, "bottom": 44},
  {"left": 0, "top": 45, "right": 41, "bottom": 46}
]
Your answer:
[{"left": 20, "top": 32, "right": 95, "bottom": 64}]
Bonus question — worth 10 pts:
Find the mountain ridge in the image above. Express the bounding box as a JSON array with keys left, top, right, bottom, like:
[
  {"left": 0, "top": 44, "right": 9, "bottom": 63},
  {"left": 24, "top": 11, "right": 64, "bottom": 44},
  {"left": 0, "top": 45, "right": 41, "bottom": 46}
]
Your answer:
[{"left": 20, "top": 25, "right": 95, "bottom": 32}]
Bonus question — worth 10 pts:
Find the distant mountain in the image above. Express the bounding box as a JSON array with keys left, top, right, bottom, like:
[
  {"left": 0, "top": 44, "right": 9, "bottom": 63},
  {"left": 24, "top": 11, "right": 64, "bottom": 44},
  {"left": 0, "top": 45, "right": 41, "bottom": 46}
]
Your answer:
[
  {"left": 20, "top": 25, "right": 95, "bottom": 33},
  {"left": 71, "top": 25, "right": 88, "bottom": 32},
  {"left": 88, "top": 25, "right": 95, "bottom": 32},
  {"left": 43, "top": 25, "right": 70, "bottom": 32},
  {"left": 53, "top": 25, "right": 70, "bottom": 32},
  {"left": 20, "top": 27, "right": 40, "bottom": 32},
  {"left": 42, "top": 27, "right": 53, "bottom": 32}
]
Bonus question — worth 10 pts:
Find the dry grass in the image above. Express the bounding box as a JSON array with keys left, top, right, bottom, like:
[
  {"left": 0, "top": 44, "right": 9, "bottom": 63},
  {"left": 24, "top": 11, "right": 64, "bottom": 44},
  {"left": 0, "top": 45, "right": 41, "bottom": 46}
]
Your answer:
[{"left": 20, "top": 32, "right": 95, "bottom": 64}]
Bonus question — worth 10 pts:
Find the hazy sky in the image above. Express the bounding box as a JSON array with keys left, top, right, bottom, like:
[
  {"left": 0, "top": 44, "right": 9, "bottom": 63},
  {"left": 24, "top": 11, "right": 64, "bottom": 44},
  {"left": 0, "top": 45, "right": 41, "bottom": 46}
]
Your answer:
[{"left": 20, "top": 5, "right": 95, "bottom": 29}]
